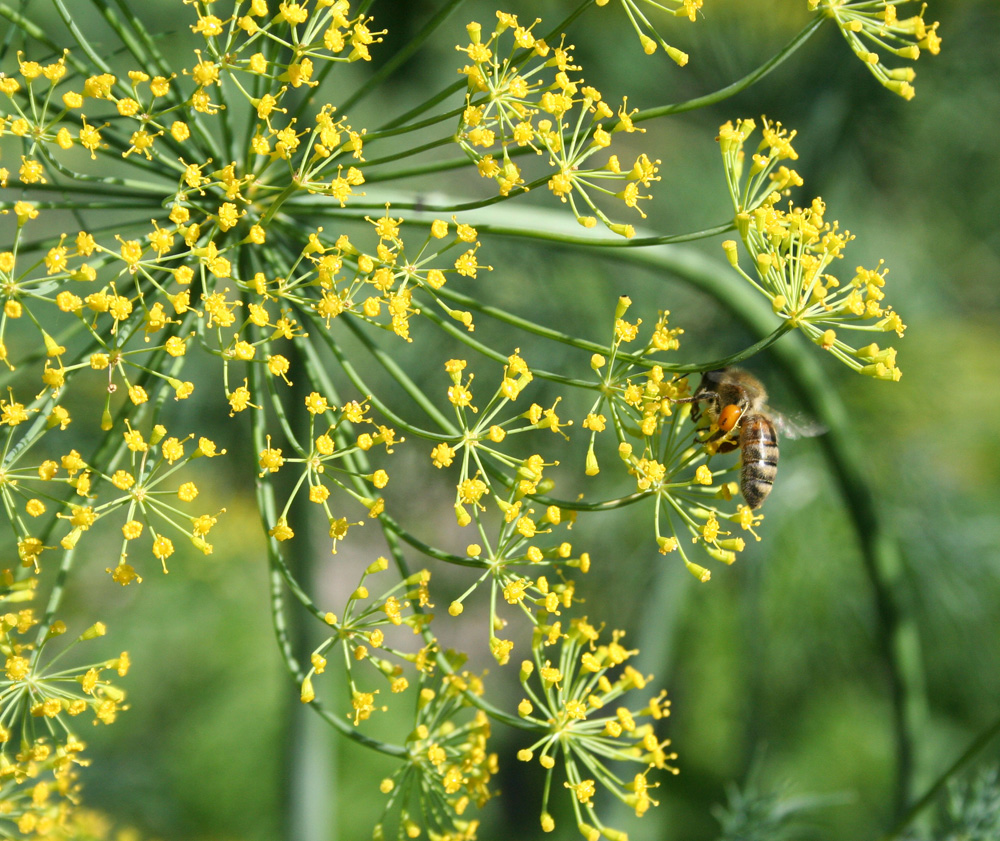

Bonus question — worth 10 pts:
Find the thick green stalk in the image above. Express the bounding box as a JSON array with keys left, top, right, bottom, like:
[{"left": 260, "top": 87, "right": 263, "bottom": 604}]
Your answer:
[{"left": 289, "top": 194, "right": 733, "bottom": 247}]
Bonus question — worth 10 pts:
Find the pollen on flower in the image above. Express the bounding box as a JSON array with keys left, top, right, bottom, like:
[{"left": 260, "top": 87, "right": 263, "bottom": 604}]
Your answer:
[{"left": 431, "top": 442, "right": 456, "bottom": 468}]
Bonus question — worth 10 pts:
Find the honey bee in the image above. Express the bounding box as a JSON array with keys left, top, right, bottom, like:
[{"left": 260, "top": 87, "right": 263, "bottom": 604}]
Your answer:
[{"left": 679, "top": 367, "right": 823, "bottom": 509}]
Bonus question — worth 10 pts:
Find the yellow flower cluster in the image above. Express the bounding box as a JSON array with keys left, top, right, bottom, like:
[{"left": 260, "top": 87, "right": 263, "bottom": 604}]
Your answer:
[
  {"left": 720, "top": 118, "right": 904, "bottom": 380},
  {"left": 0, "top": 738, "right": 87, "bottom": 837},
  {"left": 456, "top": 12, "right": 660, "bottom": 237},
  {"left": 1, "top": 206, "right": 488, "bottom": 417},
  {"left": 595, "top": 0, "right": 704, "bottom": 64},
  {"left": 0, "top": 0, "right": 492, "bottom": 444},
  {"left": 1, "top": 615, "right": 129, "bottom": 727},
  {"left": 257, "top": 392, "right": 400, "bottom": 550},
  {"left": 427, "top": 356, "right": 593, "bottom": 660},
  {"left": 515, "top": 618, "right": 677, "bottom": 836},
  {"left": 374, "top": 669, "right": 496, "bottom": 841},
  {"left": 809, "top": 0, "right": 941, "bottom": 99},
  {"left": 1, "top": 48, "right": 494, "bottom": 583},
  {"left": 0, "top": 0, "right": 935, "bottom": 835},
  {"left": 0, "top": 608, "right": 129, "bottom": 835},
  {"left": 300, "top": 562, "right": 433, "bottom": 718},
  {"left": 2, "top": 416, "right": 224, "bottom": 582},
  {"left": 27, "top": 809, "right": 153, "bottom": 840}
]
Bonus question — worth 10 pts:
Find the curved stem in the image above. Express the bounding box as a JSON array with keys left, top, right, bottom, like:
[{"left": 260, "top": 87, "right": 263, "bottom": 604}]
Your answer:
[
  {"left": 248, "top": 362, "right": 407, "bottom": 759},
  {"left": 376, "top": 82, "right": 466, "bottom": 134},
  {"left": 635, "top": 16, "right": 826, "bottom": 123},
  {"left": 356, "top": 136, "right": 457, "bottom": 171},
  {"left": 336, "top": 317, "right": 458, "bottom": 435},
  {"left": 429, "top": 279, "right": 792, "bottom": 373},
  {"left": 378, "top": 513, "right": 487, "bottom": 569},
  {"left": 365, "top": 105, "right": 466, "bottom": 144},
  {"left": 417, "top": 304, "right": 597, "bottom": 390},
  {"left": 377, "top": 520, "right": 536, "bottom": 733},
  {"left": 300, "top": 312, "right": 456, "bottom": 439}
]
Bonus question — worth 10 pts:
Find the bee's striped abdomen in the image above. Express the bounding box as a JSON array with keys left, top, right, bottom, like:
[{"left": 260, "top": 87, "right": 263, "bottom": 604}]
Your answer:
[{"left": 739, "top": 413, "right": 778, "bottom": 509}]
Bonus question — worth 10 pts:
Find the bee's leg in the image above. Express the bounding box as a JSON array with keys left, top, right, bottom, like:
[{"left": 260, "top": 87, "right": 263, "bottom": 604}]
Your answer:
[{"left": 672, "top": 391, "right": 719, "bottom": 425}]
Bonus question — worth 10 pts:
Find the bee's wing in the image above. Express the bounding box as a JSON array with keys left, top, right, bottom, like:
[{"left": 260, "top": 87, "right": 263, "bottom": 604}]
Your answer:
[{"left": 765, "top": 407, "right": 826, "bottom": 440}]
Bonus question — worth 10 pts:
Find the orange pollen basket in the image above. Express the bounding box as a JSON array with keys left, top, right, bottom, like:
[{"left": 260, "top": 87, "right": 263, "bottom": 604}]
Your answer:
[{"left": 719, "top": 404, "right": 742, "bottom": 433}]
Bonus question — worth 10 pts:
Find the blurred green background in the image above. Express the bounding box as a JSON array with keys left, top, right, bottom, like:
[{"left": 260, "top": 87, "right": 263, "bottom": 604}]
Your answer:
[{"left": 9, "top": 0, "right": 999, "bottom": 839}]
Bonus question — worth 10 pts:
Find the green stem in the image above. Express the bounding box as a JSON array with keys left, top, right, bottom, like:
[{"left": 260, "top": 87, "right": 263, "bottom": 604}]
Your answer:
[
  {"left": 259, "top": 182, "right": 301, "bottom": 228},
  {"left": 378, "top": 513, "right": 487, "bottom": 569},
  {"left": 4, "top": 200, "right": 175, "bottom": 211},
  {"left": 429, "top": 278, "right": 792, "bottom": 372},
  {"left": 777, "top": 326, "right": 920, "bottom": 821},
  {"left": 108, "top": 0, "right": 182, "bottom": 92},
  {"left": 88, "top": 0, "right": 153, "bottom": 72},
  {"left": 365, "top": 105, "right": 466, "bottom": 144},
  {"left": 375, "top": 80, "right": 467, "bottom": 134},
  {"left": 878, "top": 711, "right": 1000, "bottom": 841},
  {"left": 279, "top": 341, "right": 333, "bottom": 841},
  {"left": 360, "top": 172, "right": 550, "bottom": 209},
  {"left": 377, "top": 520, "right": 533, "bottom": 733},
  {"left": 356, "top": 136, "right": 457, "bottom": 171},
  {"left": 295, "top": 314, "right": 450, "bottom": 439},
  {"left": 0, "top": 2, "right": 91, "bottom": 76},
  {"left": 417, "top": 304, "right": 597, "bottom": 390},
  {"left": 0, "top": 0, "right": 28, "bottom": 56},
  {"left": 335, "top": 316, "right": 458, "bottom": 435},
  {"left": 473, "top": 220, "right": 735, "bottom": 249},
  {"left": 10, "top": 171, "right": 172, "bottom": 198},
  {"left": 635, "top": 16, "right": 826, "bottom": 123},
  {"left": 288, "top": 196, "right": 733, "bottom": 247}
]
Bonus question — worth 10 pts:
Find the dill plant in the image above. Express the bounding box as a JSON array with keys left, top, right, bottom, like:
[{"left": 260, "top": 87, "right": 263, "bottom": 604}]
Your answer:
[{"left": 0, "top": 1, "right": 943, "bottom": 838}]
